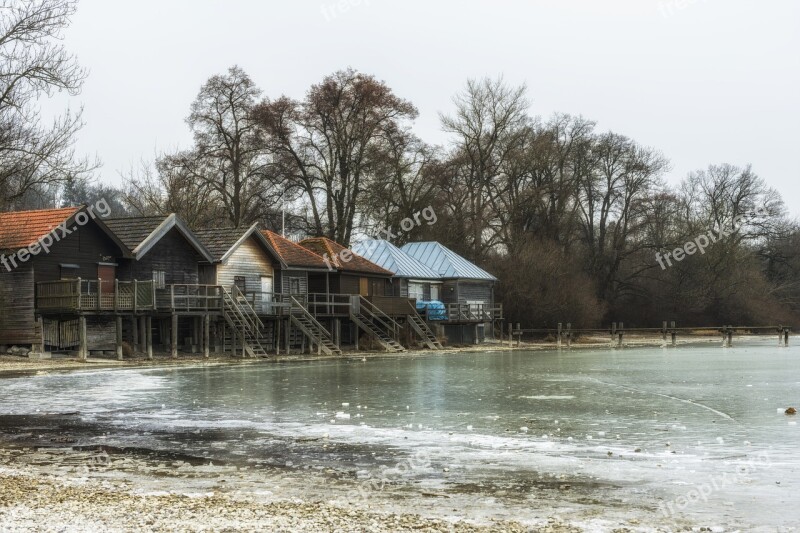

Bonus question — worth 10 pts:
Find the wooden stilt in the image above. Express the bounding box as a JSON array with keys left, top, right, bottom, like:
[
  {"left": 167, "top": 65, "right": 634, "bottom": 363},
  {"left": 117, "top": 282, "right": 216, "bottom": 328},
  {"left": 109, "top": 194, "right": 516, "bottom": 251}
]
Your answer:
[
  {"left": 508, "top": 323, "right": 512, "bottom": 347},
  {"left": 670, "top": 321, "right": 677, "bottom": 346},
  {"left": 146, "top": 316, "right": 153, "bottom": 360},
  {"left": 131, "top": 316, "right": 139, "bottom": 353},
  {"left": 116, "top": 316, "right": 123, "bottom": 360},
  {"left": 285, "top": 318, "right": 290, "bottom": 355},
  {"left": 276, "top": 318, "right": 281, "bottom": 355},
  {"left": 203, "top": 314, "right": 210, "bottom": 358},
  {"left": 171, "top": 314, "right": 178, "bottom": 358},
  {"left": 662, "top": 321, "right": 668, "bottom": 344},
  {"left": 618, "top": 322, "right": 624, "bottom": 348},
  {"left": 557, "top": 323, "right": 562, "bottom": 348},
  {"left": 784, "top": 328, "right": 790, "bottom": 347},
  {"left": 566, "top": 323, "right": 572, "bottom": 348},
  {"left": 78, "top": 316, "right": 87, "bottom": 361}
]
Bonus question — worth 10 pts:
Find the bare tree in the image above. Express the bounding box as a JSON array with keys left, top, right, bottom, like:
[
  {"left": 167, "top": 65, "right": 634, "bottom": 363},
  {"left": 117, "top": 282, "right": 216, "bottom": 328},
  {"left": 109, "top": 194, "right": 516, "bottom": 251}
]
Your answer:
[
  {"left": 253, "top": 68, "right": 418, "bottom": 245},
  {"left": 0, "top": 0, "right": 95, "bottom": 209},
  {"left": 440, "top": 77, "right": 530, "bottom": 260}
]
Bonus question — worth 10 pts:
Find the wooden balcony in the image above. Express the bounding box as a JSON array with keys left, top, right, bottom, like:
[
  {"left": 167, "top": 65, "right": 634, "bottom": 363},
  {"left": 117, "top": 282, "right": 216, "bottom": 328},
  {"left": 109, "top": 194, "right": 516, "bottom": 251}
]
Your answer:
[{"left": 37, "top": 279, "right": 156, "bottom": 313}]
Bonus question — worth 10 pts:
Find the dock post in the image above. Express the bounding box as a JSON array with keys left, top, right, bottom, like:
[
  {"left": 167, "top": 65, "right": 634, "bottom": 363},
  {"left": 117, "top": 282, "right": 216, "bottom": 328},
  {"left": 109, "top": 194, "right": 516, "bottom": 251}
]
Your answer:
[
  {"left": 618, "top": 322, "right": 624, "bottom": 348},
  {"left": 285, "top": 319, "right": 291, "bottom": 355},
  {"left": 670, "top": 321, "right": 677, "bottom": 346},
  {"left": 516, "top": 323, "right": 521, "bottom": 347},
  {"left": 611, "top": 322, "right": 617, "bottom": 346},
  {"left": 662, "top": 321, "right": 667, "bottom": 344},
  {"left": 131, "top": 316, "right": 139, "bottom": 353},
  {"left": 784, "top": 327, "right": 790, "bottom": 347},
  {"left": 727, "top": 326, "right": 733, "bottom": 348},
  {"left": 203, "top": 314, "right": 210, "bottom": 358},
  {"left": 508, "top": 323, "right": 512, "bottom": 346},
  {"left": 275, "top": 318, "right": 281, "bottom": 355},
  {"left": 78, "top": 316, "right": 87, "bottom": 361},
  {"left": 779, "top": 326, "right": 783, "bottom": 346},
  {"left": 115, "top": 316, "right": 123, "bottom": 360},
  {"left": 139, "top": 316, "right": 147, "bottom": 354},
  {"left": 146, "top": 316, "right": 153, "bottom": 360},
  {"left": 557, "top": 323, "right": 562, "bottom": 348},
  {"left": 171, "top": 314, "right": 178, "bottom": 358},
  {"left": 566, "top": 323, "right": 572, "bottom": 348},
  {"left": 721, "top": 326, "right": 727, "bottom": 347}
]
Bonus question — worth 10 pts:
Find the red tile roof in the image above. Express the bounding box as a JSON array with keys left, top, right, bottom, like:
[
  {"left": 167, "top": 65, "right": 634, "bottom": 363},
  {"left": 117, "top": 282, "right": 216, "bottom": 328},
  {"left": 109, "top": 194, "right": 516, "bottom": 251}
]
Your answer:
[
  {"left": 0, "top": 207, "right": 80, "bottom": 252},
  {"left": 261, "top": 230, "right": 330, "bottom": 269},
  {"left": 299, "top": 237, "right": 393, "bottom": 276}
]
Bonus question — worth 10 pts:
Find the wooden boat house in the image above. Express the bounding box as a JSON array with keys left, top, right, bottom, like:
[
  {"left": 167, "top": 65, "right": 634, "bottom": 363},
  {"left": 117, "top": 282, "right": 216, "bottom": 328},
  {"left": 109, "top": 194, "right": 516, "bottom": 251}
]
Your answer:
[{"left": 1, "top": 206, "right": 501, "bottom": 358}]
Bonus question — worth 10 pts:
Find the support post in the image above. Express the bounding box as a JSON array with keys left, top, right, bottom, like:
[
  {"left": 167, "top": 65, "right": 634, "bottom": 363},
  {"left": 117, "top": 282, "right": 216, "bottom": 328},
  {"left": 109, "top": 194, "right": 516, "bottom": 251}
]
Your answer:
[
  {"left": 670, "top": 321, "right": 677, "bottom": 346},
  {"left": 146, "top": 316, "right": 153, "bottom": 360},
  {"left": 78, "top": 316, "right": 87, "bottom": 361},
  {"left": 131, "top": 315, "right": 139, "bottom": 353},
  {"left": 203, "top": 314, "right": 210, "bottom": 358},
  {"left": 662, "top": 321, "right": 668, "bottom": 344},
  {"left": 727, "top": 325, "right": 733, "bottom": 348},
  {"left": 516, "top": 323, "right": 521, "bottom": 347},
  {"left": 557, "top": 323, "right": 562, "bottom": 348},
  {"left": 276, "top": 318, "right": 281, "bottom": 355},
  {"left": 508, "top": 323, "right": 513, "bottom": 346},
  {"left": 611, "top": 322, "right": 617, "bottom": 346},
  {"left": 285, "top": 319, "right": 290, "bottom": 355},
  {"left": 171, "top": 314, "right": 178, "bottom": 358},
  {"left": 784, "top": 328, "right": 790, "bottom": 347},
  {"left": 617, "top": 322, "right": 624, "bottom": 348},
  {"left": 566, "top": 323, "right": 572, "bottom": 348},
  {"left": 116, "top": 316, "right": 123, "bottom": 360}
]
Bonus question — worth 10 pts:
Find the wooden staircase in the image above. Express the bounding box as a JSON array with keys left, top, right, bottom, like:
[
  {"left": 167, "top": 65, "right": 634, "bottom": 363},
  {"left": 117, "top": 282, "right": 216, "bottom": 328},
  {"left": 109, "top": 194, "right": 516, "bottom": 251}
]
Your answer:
[
  {"left": 222, "top": 286, "right": 270, "bottom": 358},
  {"left": 407, "top": 307, "right": 443, "bottom": 349},
  {"left": 288, "top": 296, "right": 342, "bottom": 356},
  {"left": 350, "top": 296, "right": 406, "bottom": 353}
]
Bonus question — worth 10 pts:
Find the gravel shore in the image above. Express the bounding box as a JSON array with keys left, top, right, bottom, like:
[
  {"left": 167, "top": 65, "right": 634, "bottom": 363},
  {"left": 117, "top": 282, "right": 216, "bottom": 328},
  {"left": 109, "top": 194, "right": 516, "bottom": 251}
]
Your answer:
[{"left": 0, "top": 465, "right": 586, "bottom": 532}]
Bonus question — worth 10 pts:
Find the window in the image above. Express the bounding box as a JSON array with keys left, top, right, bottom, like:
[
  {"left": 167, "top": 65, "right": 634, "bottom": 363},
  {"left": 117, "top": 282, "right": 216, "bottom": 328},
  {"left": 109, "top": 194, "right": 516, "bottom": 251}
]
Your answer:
[
  {"left": 152, "top": 270, "right": 166, "bottom": 289},
  {"left": 430, "top": 284, "right": 441, "bottom": 301},
  {"left": 59, "top": 264, "right": 79, "bottom": 280},
  {"left": 289, "top": 277, "right": 301, "bottom": 294},
  {"left": 234, "top": 276, "right": 247, "bottom": 293},
  {"left": 408, "top": 282, "right": 424, "bottom": 301}
]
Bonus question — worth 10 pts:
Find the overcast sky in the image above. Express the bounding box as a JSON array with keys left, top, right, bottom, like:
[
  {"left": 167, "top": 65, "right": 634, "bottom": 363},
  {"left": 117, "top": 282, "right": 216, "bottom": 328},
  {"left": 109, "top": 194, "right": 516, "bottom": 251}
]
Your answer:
[{"left": 45, "top": 0, "right": 800, "bottom": 215}]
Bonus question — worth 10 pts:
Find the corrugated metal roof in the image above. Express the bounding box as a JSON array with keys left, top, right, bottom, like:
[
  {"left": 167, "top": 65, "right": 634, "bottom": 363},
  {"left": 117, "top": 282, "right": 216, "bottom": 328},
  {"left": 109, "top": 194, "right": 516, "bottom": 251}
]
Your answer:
[
  {"left": 401, "top": 242, "right": 498, "bottom": 281},
  {"left": 352, "top": 239, "right": 441, "bottom": 280}
]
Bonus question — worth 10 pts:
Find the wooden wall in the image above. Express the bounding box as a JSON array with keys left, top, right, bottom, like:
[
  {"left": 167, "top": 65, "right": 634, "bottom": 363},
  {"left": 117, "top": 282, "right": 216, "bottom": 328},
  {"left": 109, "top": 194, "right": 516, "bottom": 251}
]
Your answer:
[
  {"left": 129, "top": 228, "right": 202, "bottom": 284},
  {"left": 0, "top": 265, "right": 38, "bottom": 345},
  {"left": 277, "top": 269, "right": 309, "bottom": 295},
  {"left": 216, "top": 237, "right": 275, "bottom": 292},
  {"left": 32, "top": 220, "right": 125, "bottom": 284}
]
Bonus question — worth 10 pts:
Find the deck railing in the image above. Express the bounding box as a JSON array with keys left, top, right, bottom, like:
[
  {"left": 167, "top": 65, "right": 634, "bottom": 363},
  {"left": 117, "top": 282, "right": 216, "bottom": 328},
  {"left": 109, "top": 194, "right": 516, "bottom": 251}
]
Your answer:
[
  {"left": 36, "top": 278, "right": 156, "bottom": 312},
  {"left": 422, "top": 302, "right": 504, "bottom": 322},
  {"left": 158, "top": 284, "right": 224, "bottom": 312}
]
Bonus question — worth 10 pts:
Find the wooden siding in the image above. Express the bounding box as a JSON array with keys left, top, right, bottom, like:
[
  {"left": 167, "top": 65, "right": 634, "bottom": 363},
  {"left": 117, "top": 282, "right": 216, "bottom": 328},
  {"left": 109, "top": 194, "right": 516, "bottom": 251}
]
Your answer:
[
  {"left": 0, "top": 265, "right": 38, "bottom": 345},
  {"left": 458, "top": 281, "right": 493, "bottom": 305},
  {"left": 32, "top": 219, "right": 125, "bottom": 284},
  {"left": 216, "top": 238, "right": 274, "bottom": 292},
  {"left": 129, "top": 227, "right": 202, "bottom": 284},
  {"left": 278, "top": 269, "right": 309, "bottom": 295}
]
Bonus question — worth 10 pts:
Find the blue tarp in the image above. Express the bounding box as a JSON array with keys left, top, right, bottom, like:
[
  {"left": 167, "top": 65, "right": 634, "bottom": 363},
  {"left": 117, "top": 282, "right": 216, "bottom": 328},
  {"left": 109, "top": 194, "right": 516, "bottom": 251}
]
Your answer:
[{"left": 416, "top": 300, "right": 447, "bottom": 320}]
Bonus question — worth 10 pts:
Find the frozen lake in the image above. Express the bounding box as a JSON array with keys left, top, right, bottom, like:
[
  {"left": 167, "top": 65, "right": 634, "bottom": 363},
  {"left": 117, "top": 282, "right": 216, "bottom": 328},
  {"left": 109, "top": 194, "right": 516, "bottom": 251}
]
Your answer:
[{"left": 1, "top": 340, "right": 799, "bottom": 529}]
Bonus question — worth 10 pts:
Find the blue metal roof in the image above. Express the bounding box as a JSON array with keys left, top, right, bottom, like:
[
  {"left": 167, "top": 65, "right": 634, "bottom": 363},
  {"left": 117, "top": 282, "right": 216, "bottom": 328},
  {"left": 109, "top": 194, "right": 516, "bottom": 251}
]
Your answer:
[
  {"left": 400, "top": 242, "right": 498, "bottom": 281},
  {"left": 352, "top": 239, "right": 441, "bottom": 280}
]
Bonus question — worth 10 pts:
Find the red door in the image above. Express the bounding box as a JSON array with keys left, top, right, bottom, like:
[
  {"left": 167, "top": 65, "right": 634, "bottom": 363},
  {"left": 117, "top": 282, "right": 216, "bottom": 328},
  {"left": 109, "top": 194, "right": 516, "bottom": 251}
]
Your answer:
[{"left": 98, "top": 264, "right": 116, "bottom": 293}]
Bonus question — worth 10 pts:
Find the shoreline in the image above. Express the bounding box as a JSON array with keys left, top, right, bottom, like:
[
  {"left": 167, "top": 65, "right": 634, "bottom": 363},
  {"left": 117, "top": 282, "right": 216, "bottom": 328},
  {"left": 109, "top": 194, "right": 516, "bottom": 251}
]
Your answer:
[{"left": 0, "top": 332, "right": 749, "bottom": 378}]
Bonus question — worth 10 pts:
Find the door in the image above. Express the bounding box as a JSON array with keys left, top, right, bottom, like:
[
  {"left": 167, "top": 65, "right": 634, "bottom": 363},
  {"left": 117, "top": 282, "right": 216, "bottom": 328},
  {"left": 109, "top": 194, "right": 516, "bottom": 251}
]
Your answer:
[
  {"left": 97, "top": 264, "right": 115, "bottom": 293},
  {"left": 359, "top": 277, "right": 369, "bottom": 297},
  {"left": 261, "top": 276, "right": 273, "bottom": 313}
]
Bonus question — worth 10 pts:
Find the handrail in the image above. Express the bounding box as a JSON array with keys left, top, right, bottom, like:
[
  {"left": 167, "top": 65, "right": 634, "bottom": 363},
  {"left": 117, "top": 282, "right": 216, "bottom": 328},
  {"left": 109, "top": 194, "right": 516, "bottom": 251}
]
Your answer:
[
  {"left": 356, "top": 296, "right": 400, "bottom": 340},
  {"left": 232, "top": 285, "right": 265, "bottom": 331},
  {"left": 289, "top": 296, "right": 333, "bottom": 339}
]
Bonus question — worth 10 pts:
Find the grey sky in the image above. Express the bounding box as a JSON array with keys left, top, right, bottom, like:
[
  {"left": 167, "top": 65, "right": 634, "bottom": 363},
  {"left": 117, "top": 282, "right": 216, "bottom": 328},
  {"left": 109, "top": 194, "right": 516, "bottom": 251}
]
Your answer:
[{"left": 45, "top": 0, "right": 800, "bottom": 214}]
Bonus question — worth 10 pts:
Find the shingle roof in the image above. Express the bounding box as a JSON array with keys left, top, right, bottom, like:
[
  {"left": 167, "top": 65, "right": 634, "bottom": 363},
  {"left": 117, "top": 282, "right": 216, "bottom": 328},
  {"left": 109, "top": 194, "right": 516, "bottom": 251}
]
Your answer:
[
  {"left": 352, "top": 239, "right": 440, "bottom": 280},
  {"left": 194, "top": 227, "right": 250, "bottom": 261},
  {"left": 261, "top": 230, "right": 330, "bottom": 269},
  {"left": 103, "top": 216, "right": 167, "bottom": 250},
  {"left": 0, "top": 207, "right": 80, "bottom": 252},
  {"left": 104, "top": 214, "right": 213, "bottom": 262},
  {"left": 401, "top": 242, "right": 498, "bottom": 281},
  {"left": 300, "top": 237, "right": 393, "bottom": 276}
]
